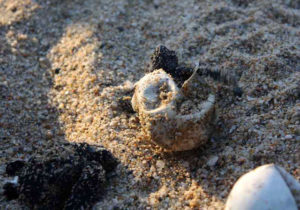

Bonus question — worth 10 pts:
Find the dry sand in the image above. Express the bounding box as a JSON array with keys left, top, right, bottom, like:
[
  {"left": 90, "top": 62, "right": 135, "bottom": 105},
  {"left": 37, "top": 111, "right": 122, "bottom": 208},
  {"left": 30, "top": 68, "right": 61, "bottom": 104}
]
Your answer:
[{"left": 0, "top": 0, "right": 299, "bottom": 209}]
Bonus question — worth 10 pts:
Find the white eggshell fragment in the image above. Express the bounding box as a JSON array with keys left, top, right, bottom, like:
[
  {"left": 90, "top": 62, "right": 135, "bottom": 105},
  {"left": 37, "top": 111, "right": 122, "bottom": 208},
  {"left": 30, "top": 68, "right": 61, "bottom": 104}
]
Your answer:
[
  {"left": 225, "top": 164, "right": 300, "bottom": 210},
  {"left": 132, "top": 69, "right": 180, "bottom": 118},
  {"left": 276, "top": 165, "right": 300, "bottom": 209},
  {"left": 132, "top": 69, "right": 216, "bottom": 151}
]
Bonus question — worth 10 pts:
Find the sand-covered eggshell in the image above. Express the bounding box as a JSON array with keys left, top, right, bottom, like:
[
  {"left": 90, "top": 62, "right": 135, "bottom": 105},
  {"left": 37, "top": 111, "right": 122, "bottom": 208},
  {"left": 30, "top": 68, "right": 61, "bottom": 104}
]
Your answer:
[
  {"left": 225, "top": 164, "right": 300, "bottom": 210},
  {"left": 132, "top": 69, "right": 216, "bottom": 151}
]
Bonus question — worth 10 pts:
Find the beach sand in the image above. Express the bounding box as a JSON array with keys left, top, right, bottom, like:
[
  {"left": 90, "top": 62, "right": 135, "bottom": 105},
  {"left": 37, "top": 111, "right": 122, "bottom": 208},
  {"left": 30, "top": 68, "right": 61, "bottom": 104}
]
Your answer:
[{"left": 0, "top": 0, "right": 299, "bottom": 209}]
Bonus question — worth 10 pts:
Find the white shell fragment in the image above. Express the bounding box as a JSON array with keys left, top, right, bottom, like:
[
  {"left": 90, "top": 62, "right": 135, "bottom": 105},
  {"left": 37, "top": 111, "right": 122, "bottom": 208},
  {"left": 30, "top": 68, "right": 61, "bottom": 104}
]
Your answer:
[
  {"left": 225, "top": 164, "right": 300, "bottom": 210},
  {"left": 132, "top": 69, "right": 216, "bottom": 151}
]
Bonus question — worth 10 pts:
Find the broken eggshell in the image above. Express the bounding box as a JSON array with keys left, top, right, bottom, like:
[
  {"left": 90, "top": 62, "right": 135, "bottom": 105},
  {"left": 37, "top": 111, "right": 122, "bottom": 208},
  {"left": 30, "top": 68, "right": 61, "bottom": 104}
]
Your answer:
[
  {"left": 225, "top": 164, "right": 300, "bottom": 210},
  {"left": 132, "top": 69, "right": 216, "bottom": 151}
]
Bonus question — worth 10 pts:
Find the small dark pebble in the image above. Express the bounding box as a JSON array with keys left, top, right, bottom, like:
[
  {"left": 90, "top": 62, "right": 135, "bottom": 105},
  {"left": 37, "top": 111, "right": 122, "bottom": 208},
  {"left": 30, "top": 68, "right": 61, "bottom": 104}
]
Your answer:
[
  {"left": 117, "top": 96, "right": 135, "bottom": 114},
  {"left": 233, "top": 86, "right": 243, "bottom": 97},
  {"left": 10, "top": 7, "right": 17, "bottom": 13},
  {"left": 55, "top": 68, "right": 60, "bottom": 74},
  {"left": 3, "top": 143, "right": 118, "bottom": 210},
  {"left": 231, "top": 0, "right": 253, "bottom": 7},
  {"left": 100, "top": 42, "right": 106, "bottom": 49},
  {"left": 117, "top": 26, "right": 124, "bottom": 32}
]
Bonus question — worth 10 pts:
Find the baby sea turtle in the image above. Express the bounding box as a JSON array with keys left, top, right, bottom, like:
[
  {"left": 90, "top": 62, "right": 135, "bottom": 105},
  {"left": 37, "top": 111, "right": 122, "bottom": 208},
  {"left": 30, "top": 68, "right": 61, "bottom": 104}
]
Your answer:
[
  {"left": 3, "top": 143, "right": 118, "bottom": 210},
  {"left": 132, "top": 45, "right": 241, "bottom": 151}
]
